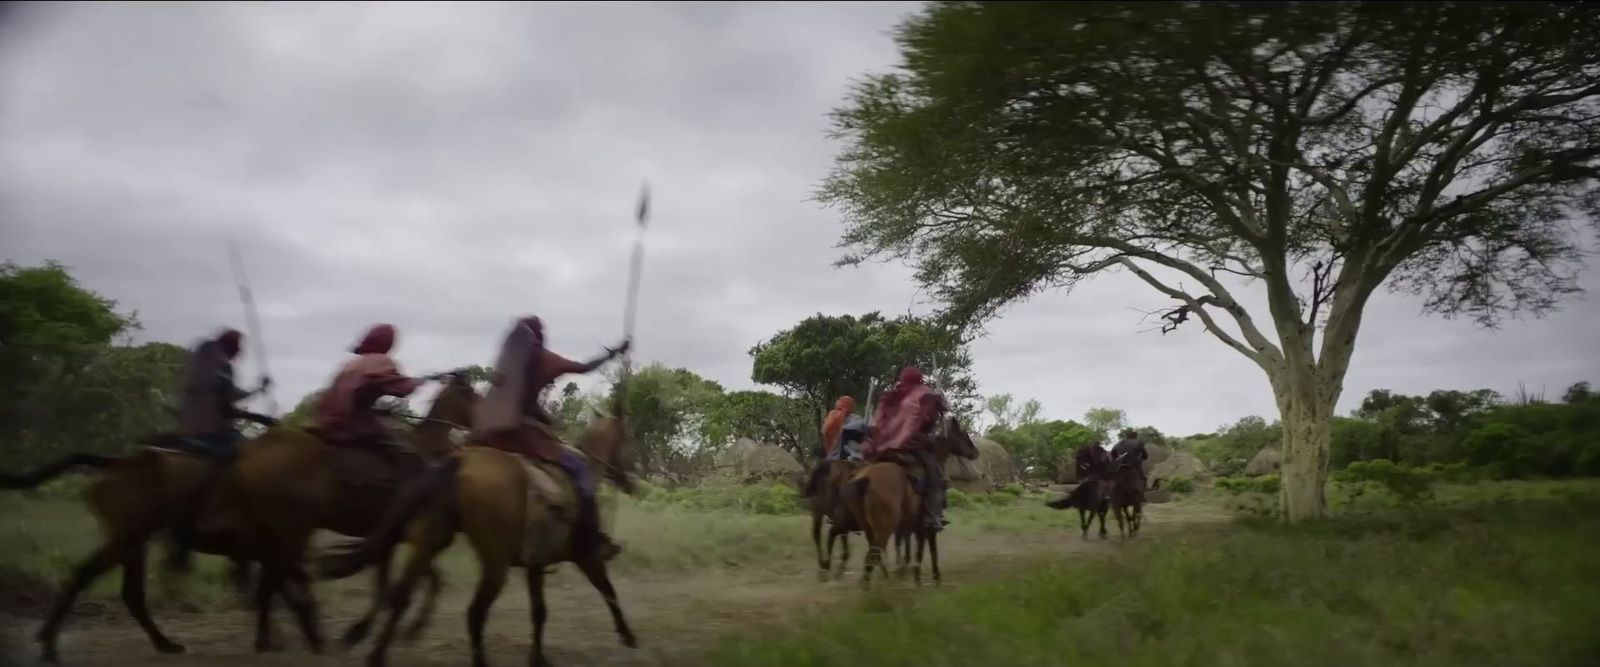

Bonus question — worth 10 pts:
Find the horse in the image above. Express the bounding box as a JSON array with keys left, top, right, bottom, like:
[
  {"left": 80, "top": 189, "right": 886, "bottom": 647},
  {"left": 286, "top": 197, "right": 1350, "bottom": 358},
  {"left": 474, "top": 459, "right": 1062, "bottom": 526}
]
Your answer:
[
  {"left": 313, "top": 409, "right": 639, "bottom": 667},
  {"left": 1045, "top": 444, "right": 1112, "bottom": 539},
  {"left": 0, "top": 374, "right": 474, "bottom": 664},
  {"left": 1104, "top": 451, "right": 1145, "bottom": 539},
  {"left": 842, "top": 415, "right": 979, "bottom": 588},
  {"left": 223, "top": 372, "right": 478, "bottom": 654},
  {"left": 804, "top": 457, "right": 863, "bottom": 581}
]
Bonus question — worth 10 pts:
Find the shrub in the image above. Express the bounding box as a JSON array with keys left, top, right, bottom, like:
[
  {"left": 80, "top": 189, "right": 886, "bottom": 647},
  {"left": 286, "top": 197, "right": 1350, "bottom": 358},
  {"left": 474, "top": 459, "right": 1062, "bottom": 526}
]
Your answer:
[
  {"left": 1334, "top": 460, "right": 1435, "bottom": 505},
  {"left": 1001, "top": 483, "right": 1025, "bottom": 496},
  {"left": 1216, "top": 474, "right": 1280, "bottom": 495},
  {"left": 1163, "top": 476, "right": 1196, "bottom": 494},
  {"left": 946, "top": 488, "right": 973, "bottom": 508}
]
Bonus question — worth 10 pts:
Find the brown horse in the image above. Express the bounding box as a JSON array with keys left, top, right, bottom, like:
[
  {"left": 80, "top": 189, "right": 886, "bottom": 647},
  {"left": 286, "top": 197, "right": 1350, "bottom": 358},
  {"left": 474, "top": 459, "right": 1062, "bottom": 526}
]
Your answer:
[
  {"left": 1103, "top": 451, "right": 1145, "bottom": 539},
  {"left": 226, "top": 373, "right": 479, "bottom": 653},
  {"left": 1045, "top": 444, "right": 1112, "bottom": 539},
  {"left": 805, "top": 458, "right": 863, "bottom": 581},
  {"left": 842, "top": 415, "right": 978, "bottom": 588},
  {"left": 314, "top": 411, "right": 639, "bottom": 667},
  {"left": 0, "top": 375, "right": 477, "bottom": 664}
]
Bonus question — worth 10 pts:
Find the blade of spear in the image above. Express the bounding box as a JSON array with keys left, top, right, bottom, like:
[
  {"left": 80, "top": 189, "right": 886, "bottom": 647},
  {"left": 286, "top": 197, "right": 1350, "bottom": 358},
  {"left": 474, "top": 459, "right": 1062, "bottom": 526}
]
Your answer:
[
  {"left": 228, "top": 241, "right": 279, "bottom": 416},
  {"left": 604, "top": 183, "right": 650, "bottom": 527}
]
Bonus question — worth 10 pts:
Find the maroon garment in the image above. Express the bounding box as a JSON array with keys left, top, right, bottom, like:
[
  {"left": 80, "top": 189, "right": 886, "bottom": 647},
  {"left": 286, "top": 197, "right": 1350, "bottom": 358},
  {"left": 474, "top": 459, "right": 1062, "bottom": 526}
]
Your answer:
[
  {"left": 473, "top": 317, "right": 597, "bottom": 461},
  {"left": 315, "top": 325, "right": 421, "bottom": 442},
  {"left": 863, "top": 367, "right": 947, "bottom": 462}
]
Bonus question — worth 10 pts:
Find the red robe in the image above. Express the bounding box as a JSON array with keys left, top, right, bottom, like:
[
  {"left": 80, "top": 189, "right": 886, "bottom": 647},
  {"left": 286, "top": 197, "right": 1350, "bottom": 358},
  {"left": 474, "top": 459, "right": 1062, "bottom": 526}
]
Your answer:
[
  {"left": 315, "top": 353, "right": 422, "bottom": 442},
  {"left": 472, "top": 319, "right": 594, "bottom": 461},
  {"left": 863, "top": 384, "right": 943, "bottom": 462}
]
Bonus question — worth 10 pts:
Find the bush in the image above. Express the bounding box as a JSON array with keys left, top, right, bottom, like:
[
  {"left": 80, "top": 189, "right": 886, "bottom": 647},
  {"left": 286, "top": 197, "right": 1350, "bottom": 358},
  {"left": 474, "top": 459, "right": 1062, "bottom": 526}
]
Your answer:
[
  {"left": 1216, "top": 474, "right": 1280, "bottom": 495},
  {"left": 1577, "top": 442, "right": 1600, "bottom": 477},
  {"left": 638, "top": 483, "right": 807, "bottom": 515},
  {"left": 1334, "top": 460, "right": 1435, "bottom": 505},
  {"left": 1163, "top": 476, "right": 1196, "bottom": 494},
  {"left": 1001, "top": 482, "right": 1025, "bottom": 496},
  {"left": 946, "top": 488, "right": 973, "bottom": 508}
]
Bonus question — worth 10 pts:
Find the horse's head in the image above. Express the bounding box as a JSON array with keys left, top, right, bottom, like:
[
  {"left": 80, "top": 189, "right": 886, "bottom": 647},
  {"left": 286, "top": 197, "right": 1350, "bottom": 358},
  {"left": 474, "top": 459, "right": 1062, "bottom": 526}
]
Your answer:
[
  {"left": 936, "top": 415, "right": 980, "bottom": 461},
  {"left": 576, "top": 411, "right": 637, "bottom": 495},
  {"left": 1076, "top": 444, "right": 1111, "bottom": 479},
  {"left": 429, "top": 373, "right": 478, "bottom": 423}
]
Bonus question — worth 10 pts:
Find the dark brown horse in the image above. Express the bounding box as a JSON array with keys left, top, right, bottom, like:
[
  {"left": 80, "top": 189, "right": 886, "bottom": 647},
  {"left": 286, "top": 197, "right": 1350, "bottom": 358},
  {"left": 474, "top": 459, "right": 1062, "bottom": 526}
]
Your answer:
[
  {"left": 0, "top": 375, "right": 475, "bottom": 664},
  {"left": 842, "top": 416, "right": 978, "bottom": 587},
  {"left": 1046, "top": 444, "right": 1112, "bottom": 539},
  {"left": 805, "top": 458, "right": 863, "bottom": 581},
  {"left": 226, "top": 373, "right": 478, "bottom": 653},
  {"left": 1104, "top": 451, "right": 1145, "bottom": 539},
  {"left": 314, "top": 411, "right": 639, "bottom": 667}
]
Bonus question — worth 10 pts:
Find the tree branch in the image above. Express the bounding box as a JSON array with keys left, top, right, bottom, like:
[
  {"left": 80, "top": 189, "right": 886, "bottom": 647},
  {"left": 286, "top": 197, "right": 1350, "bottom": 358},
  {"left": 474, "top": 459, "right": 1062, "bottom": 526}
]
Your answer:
[{"left": 1115, "top": 257, "right": 1281, "bottom": 369}]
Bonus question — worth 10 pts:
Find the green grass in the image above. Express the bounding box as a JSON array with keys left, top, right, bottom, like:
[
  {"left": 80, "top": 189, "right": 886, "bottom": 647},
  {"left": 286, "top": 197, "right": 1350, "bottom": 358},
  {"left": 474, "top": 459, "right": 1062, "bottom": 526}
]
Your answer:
[{"left": 697, "top": 479, "right": 1600, "bottom": 667}]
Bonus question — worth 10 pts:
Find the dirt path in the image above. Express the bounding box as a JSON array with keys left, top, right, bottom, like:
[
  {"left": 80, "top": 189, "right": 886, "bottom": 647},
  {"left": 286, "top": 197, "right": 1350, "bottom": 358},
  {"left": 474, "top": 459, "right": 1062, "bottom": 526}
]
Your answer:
[{"left": 2, "top": 504, "right": 1228, "bottom": 667}]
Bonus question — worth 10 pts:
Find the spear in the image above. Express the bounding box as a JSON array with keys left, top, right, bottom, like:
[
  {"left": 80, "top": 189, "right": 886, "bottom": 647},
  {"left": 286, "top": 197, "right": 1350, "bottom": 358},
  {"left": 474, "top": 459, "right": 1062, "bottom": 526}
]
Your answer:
[
  {"left": 621, "top": 182, "right": 650, "bottom": 376},
  {"left": 228, "top": 241, "right": 279, "bottom": 415}
]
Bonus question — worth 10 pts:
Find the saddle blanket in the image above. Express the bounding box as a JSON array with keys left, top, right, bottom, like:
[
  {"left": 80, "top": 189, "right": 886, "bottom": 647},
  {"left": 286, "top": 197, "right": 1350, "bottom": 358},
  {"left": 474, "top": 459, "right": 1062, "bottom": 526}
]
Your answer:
[{"left": 517, "top": 446, "right": 582, "bottom": 568}]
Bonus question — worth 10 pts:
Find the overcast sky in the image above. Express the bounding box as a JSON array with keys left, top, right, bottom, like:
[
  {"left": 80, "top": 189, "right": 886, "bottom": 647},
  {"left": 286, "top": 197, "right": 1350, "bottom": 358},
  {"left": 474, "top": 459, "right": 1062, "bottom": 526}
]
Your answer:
[{"left": 2, "top": 1, "right": 1596, "bottom": 437}]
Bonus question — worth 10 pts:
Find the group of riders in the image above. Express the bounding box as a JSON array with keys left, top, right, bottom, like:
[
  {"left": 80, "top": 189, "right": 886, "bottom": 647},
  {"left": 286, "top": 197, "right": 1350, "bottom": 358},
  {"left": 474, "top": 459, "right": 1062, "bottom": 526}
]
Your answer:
[
  {"left": 167, "top": 314, "right": 1152, "bottom": 574},
  {"left": 165, "top": 316, "right": 630, "bottom": 572}
]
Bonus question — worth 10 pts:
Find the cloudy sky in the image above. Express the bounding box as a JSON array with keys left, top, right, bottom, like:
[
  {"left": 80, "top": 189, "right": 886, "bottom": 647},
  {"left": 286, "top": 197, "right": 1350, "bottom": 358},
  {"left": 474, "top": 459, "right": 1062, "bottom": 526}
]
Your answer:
[{"left": 2, "top": 1, "right": 1596, "bottom": 437}]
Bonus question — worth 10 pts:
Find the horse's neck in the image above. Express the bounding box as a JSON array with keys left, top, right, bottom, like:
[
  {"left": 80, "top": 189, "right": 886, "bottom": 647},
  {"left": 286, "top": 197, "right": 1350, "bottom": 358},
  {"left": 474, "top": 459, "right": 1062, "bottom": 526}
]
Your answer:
[{"left": 410, "top": 421, "right": 456, "bottom": 459}]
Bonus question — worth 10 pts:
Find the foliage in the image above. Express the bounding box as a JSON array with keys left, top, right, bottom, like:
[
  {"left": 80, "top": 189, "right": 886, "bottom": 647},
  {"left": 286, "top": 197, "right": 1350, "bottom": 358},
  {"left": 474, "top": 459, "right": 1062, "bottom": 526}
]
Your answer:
[
  {"left": 703, "top": 390, "right": 818, "bottom": 463},
  {"left": 1332, "top": 459, "right": 1436, "bottom": 506},
  {"left": 987, "top": 419, "right": 1097, "bottom": 479},
  {"left": 1217, "top": 474, "right": 1283, "bottom": 495},
  {"left": 749, "top": 312, "right": 979, "bottom": 421},
  {"left": 981, "top": 393, "right": 1042, "bottom": 434},
  {"left": 704, "top": 488, "right": 1600, "bottom": 667},
  {"left": 820, "top": 1, "right": 1600, "bottom": 521},
  {"left": 1081, "top": 407, "right": 1128, "bottom": 444},
  {"left": 1190, "top": 416, "right": 1282, "bottom": 477},
  {"left": 636, "top": 483, "right": 807, "bottom": 516},
  {"left": 608, "top": 363, "right": 725, "bottom": 475},
  {"left": 1164, "top": 476, "right": 1197, "bottom": 494}
]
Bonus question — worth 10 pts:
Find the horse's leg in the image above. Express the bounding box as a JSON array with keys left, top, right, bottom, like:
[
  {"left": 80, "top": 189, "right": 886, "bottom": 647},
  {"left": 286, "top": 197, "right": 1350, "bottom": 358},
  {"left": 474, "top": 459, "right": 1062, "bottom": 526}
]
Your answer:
[
  {"left": 1098, "top": 501, "right": 1109, "bottom": 539},
  {"left": 253, "top": 558, "right": 284, "bottom": 653},
  {"left": 342, "top": 553, "right": 391, "bottom": 648},
  {"left": 927, "top": 531, "right": 942, "bottom": 587},
  {"left": 575, "top": 557, "right": 638, "bottom": 649},
  {"left": 279, "top": 563, "right": 326, "bottom": 653},
  {"left": 465, "top": 557, "right": 509, "bottom": 667},
  {"left": 525, "top": 567, "right": 551, "bottom": 667},
  {"left": 812, "top": 510, "right": 828, "bottom": 581},
  {"left": 1078, "top": 507, "right": 1090, "bottom": 540},
  {"left": 1113, "top": 505, "right": 1127, "bottom": 540},
  {"left": 912, "top": 530, "right": 925, "bottom": 585},
  {"left": 837, "top": 530, "right": 850, "bottom": 577},
  {"left": 38, "top": 545, "right": 119, "bottom": 664},
  {"left": 118, "top": 541, "right": 186, "bottom": 655},
  {"left": 401, "top": 565, "right": 444, "bottom": 642},
  {"left": 368, "top": 539, "right": 448, "bottom": 667}
]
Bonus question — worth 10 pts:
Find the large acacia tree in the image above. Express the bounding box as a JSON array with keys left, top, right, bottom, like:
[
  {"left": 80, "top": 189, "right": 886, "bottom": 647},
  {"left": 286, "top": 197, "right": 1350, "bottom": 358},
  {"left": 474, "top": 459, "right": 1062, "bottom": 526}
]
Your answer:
[{"left": 820, "top": 2, "right": 1600, "bottom": 519}]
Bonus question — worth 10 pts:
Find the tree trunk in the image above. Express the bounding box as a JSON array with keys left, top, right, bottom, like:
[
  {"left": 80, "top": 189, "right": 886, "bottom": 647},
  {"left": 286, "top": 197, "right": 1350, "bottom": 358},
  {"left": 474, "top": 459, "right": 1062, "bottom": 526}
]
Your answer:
[{"left": 1277, "top": 387, "right": 1333, "bottom": 521}]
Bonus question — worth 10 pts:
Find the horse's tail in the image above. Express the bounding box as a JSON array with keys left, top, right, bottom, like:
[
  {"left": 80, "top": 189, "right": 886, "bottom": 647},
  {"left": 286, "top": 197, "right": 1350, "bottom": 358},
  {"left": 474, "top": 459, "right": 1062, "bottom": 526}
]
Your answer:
[
  {"left": 1045, "top": 494, "right": 1073, "bottom": 510},
  {"left": 0, "top": 452, "right": 120, "bottom": 490},
  {"left": 316, "top": 456, "right": 462, "bottom": 581}
]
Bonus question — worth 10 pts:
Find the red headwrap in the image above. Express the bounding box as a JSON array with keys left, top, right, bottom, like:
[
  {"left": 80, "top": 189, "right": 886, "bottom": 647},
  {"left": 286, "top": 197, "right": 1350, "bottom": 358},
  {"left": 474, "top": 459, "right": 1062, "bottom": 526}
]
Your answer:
[
  {"left": 517, "top": 316, "right": 545, "bottom": 344},
  {"left": 351, "top": 323, "right": 397, "bottom": 355},
  {"left": 216, "top": 329, "right": 243, "bottom": 359}
]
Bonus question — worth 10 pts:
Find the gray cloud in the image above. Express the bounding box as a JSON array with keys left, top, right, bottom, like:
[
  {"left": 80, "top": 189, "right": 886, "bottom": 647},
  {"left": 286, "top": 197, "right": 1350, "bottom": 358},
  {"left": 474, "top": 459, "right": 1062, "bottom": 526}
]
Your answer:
[{"left": 3, "top": 1, "right": 1596, "bottom": 436}]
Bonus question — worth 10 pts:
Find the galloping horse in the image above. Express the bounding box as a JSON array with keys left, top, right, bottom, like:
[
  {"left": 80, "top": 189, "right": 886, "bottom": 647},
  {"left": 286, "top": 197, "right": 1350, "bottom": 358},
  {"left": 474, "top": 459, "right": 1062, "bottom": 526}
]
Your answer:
[
  {"left": 1104, "top": 451, "right": 1145, "bottom": 539},
  {"left": 314, "top": 410, "right": 639, "bottom": 667},
  {"left": 842, "top": 416, "right": 979, "bottom": 587},
  {"left": 0, "top": 374, "right": 476, "bottom": 664},
  {"left": 1045, "top": 444, "right": 1112, "bottom": 539},
  {"left": 805, "top": 457, "right": 863, "bottom": 581}
]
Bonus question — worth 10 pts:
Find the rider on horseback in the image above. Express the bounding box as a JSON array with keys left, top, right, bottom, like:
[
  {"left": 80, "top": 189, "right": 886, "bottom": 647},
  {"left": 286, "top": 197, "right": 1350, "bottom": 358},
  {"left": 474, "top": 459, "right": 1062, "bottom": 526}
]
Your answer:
[
  {"left": 314, "top": 323, "right": 439, "bottom": 474},
  {"left": 863, "top": 367, "right": 951, "bottom": 532},
  {"left": 1110, "top": 429, "right": 1150, "bottom": 494},
  {"left": 805, "top": 395, "right": 868, "bottom": 497},
  {"left": 474, "top": 315, "right": 630, "bottom": 562},
  {"left": 166, "top": 328, "right": 275, "bottom": 572}
]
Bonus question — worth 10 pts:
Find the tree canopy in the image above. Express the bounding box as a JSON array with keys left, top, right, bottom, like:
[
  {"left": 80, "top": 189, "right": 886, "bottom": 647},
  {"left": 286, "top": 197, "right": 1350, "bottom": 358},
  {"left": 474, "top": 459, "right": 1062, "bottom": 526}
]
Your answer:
[
  {"left": 749, "top": 312, "right": 979, "bottom": 419},
  {"left": 820, "top": 1, "right": 1600, "bottom": 519}
]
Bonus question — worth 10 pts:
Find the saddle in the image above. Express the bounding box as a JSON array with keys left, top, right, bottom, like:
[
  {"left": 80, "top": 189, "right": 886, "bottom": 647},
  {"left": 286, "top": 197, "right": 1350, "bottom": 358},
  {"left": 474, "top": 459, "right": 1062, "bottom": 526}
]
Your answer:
[{"left": 514, "top": 445, "right": 582, "bottom": 568}]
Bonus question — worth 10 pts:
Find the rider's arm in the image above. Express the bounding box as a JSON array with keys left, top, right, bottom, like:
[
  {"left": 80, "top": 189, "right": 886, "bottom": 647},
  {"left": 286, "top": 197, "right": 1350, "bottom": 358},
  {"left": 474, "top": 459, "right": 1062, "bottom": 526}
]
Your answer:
[{"left": 546, "top": 348, "right": 620, "bottom": 376}]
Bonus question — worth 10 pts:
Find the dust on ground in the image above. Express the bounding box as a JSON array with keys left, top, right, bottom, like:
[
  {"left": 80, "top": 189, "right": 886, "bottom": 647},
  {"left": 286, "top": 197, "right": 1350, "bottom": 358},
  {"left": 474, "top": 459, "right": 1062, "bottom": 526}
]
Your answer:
[{"left": 1, "top": 503, "right": 1231, "bottom": 667}]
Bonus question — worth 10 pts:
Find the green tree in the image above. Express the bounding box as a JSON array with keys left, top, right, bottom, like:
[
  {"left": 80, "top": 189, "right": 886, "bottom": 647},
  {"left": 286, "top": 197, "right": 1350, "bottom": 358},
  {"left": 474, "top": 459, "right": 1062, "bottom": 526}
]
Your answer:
[
  {"left": 981, "top": 393, "right": 1043, "bottom": 435},
  {"left": 608, "top": 363, "right": 724, "bottom": 474},
  {"left": 819, "top": 3, "right": 1600, "bottom": 519},
  {"left": 749, "top": 312, "right": 979, "bottom": 424},
  {"left": 1083, "top": 407, "right": 1129, "bottom": 444},
  {"left": 704, "top": 390, "right": 818, "bottom": 463},
  {"left": 1192, "top": 416, "right": 1283, "bottom": 477},
  {"left": 989, "top": 419, "right": 1096, "bottom": 479}
]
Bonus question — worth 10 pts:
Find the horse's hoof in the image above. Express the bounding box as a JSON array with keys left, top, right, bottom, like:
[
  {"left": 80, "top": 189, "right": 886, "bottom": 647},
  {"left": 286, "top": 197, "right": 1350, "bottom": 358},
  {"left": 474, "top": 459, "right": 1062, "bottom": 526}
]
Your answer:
[
  {"left": 155, "top": 640, "right": 187, "bottom": 654},
  {"left": 620, "top": 633, "right": 638, "bottom": 649}
]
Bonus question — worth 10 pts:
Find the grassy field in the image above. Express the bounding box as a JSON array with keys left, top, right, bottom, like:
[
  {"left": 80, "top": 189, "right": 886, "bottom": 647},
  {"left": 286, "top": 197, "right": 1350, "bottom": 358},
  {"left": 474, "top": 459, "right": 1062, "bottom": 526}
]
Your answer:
[{"left": 698, "top": 479, "right": 1600, "bottom": 667}]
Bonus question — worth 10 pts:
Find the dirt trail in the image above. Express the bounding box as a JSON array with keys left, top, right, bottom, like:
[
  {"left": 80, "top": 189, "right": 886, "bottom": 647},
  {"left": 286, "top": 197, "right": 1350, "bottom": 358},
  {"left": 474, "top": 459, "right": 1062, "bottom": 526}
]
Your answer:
[{"left": 2, "top": 504, "right": 1228, "bottom": 667}]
